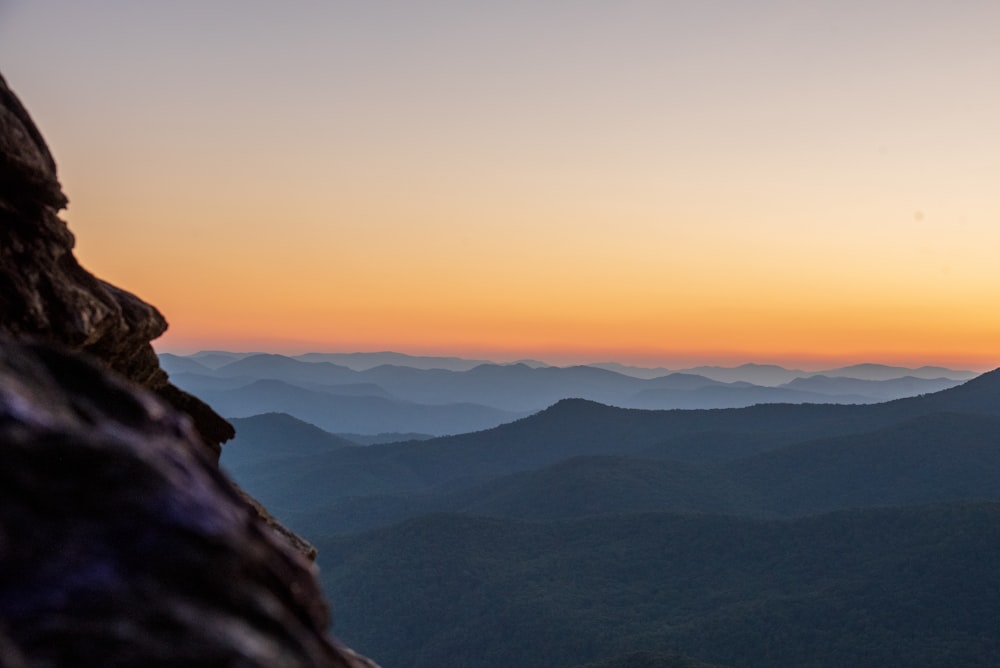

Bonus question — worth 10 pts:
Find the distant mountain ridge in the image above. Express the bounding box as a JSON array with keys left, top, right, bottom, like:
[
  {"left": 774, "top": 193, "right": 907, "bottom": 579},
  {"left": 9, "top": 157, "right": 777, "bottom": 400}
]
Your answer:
[
  {"left": 225, "top": 413, "right": 357, "bottom": 465},
  {"left": 814, "top": 362, "right": 979, "bottom": 381},
  {"left": 164, "top": 350, "right": 980, "bottom": 382},
  {"left": 198, "top": 377, "right": 525, "bottom": 436},
  {"left": 594, "top": 361, "right": 978, "bottom": 385},
  {"left": 779, "top": 374, "right": 962, "bottom": 399},
  {"left": 293, "top": 351, "right": 493, "bottom": 371},
  {"left": 158, "top": 351, "right": 981, "bottom": 435},
  {"left": 223, "top": 368, "right": 1000, "bottom": 527}
]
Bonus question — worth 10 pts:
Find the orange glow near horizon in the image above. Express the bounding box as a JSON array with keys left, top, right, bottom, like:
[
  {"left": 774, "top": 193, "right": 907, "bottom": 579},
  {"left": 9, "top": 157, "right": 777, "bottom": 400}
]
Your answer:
[
  {"left": 66, "top": 158, "right": 1000, "bottom": 372},
  {"left": 3, "top": 3, "right": 998, "bottom": 372},
  {"left": 74, "top": 170, "right": 1000, "bottom": 372}
]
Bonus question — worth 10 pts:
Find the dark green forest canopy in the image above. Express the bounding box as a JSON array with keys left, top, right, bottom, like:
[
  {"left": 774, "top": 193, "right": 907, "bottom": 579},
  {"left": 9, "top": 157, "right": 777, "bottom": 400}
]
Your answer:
[
  {"left": 570, "top": 650, "right": 731, "bottom": 668},
  {"left": 317, "top": 504, "right": 1000, "bottom": 668}
]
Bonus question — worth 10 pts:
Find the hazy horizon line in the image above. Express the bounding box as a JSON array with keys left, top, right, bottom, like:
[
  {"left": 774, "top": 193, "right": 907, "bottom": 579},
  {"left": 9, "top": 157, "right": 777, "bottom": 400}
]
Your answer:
[{"left": 153, "top": 345, "right": 994, "bottom": 373}]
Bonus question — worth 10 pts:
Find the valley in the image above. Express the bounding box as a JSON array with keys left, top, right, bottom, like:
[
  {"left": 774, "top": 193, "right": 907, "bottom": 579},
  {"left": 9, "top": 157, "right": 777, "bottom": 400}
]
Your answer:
[{"left": 200, "top": 351, "right": 1000, "bottom": 667}]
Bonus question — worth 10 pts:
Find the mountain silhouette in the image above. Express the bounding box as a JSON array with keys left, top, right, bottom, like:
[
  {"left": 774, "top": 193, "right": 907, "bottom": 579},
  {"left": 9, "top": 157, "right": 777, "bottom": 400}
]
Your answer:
[
  {"left": 813, "top": 362, "right": 977, "bottom": 381},
  {"left": 160, "top": 352, "right": 977, "bottom": 421},
  {"left": 778, "top": 374, "right": 962, "bottom": 399},
  {"left": 198, "top": 378, "right": 525, "bottom": 436},
  {"left": 224, "top": 413, "right": 357, "bottom": 466},
  {"left": 228, "top": 369, "right": 1000, "bottom": 525},
  {"left": 213, "top": 354, "right": 358, "bottom": 383},
  {"left": 293, "top": 351, "right": 492, "bottom": 371}
]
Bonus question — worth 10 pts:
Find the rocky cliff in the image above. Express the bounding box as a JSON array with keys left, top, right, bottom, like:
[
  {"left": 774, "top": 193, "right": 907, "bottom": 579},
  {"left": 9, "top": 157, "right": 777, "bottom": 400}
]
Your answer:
[
  {"left": 0, "top": 72, "right": 377, "bottom": 667},
  {"left": 0, "top": 72, "right": 232, "bottom": 454}
]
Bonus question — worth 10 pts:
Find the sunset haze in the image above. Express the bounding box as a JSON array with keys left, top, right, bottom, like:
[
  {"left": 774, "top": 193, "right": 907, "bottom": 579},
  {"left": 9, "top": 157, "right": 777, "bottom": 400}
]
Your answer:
[{"left": 2, "top": 1, "right": 998, "bottom": 369}]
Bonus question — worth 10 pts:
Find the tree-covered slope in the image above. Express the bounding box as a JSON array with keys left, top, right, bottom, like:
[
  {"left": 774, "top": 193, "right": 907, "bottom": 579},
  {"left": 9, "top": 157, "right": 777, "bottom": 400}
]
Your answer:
[
  {"left": 224, "top": 413, "right": 358, "bottom": 466},
  {"left": 231, "top": 369, "right": 1000, "bottom": 514},
  {"left": 570, "top": 652, "right": 731, "bottom": 668},
  {"left": 318, "top": 504, "right": 1000, "bottom": 668},
  {"left": 264, "top": 409, "right": 1000, "bottom": 536},
  {"left": 729, "top": 411, "right": 1000, "bottom": 515}
]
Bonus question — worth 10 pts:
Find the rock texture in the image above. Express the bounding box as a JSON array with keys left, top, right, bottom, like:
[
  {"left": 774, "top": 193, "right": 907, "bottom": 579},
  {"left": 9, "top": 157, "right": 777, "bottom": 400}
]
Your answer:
[
  {"left": 0, "top": 73, "right": 376, "bottom": 665},
  {"left": 0, "top": 340, "right": 375, "bottom": 667},
  {"left": 0, "top": 72, "right": 232, "bottom": 454}
]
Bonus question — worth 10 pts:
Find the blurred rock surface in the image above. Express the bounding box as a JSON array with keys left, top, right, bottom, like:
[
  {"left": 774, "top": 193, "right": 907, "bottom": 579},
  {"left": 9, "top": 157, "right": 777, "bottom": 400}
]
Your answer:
[{"left": 0, "top": 72, "right": 377, "bottom": 666}]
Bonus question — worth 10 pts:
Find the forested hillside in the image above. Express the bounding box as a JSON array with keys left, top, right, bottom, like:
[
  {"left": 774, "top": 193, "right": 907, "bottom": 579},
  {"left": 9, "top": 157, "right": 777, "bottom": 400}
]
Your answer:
[
  {"left": 220, "top": 368, "right": 1000, "bottom": 667},
  {"left": 317, "top": 505, "right": 1000, "bottom": 668}
]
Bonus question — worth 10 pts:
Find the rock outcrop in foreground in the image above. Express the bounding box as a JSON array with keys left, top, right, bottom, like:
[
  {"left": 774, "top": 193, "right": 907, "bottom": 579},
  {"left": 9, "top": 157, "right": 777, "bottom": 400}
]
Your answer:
[
  {"left": 0, "top": 72, "right": 232, "bottom": 453},
  {"left": 0, "top": 341, "right": 373, "bottom": 667},
  {"left": 0, "top": 72, "right": 376, "bottom": 666}
]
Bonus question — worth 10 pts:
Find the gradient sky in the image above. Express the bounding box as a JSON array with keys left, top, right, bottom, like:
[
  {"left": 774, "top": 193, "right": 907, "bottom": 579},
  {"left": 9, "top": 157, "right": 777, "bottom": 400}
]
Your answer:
[{"left": 2, "top": 1, "right": 998, "bottom": 369}]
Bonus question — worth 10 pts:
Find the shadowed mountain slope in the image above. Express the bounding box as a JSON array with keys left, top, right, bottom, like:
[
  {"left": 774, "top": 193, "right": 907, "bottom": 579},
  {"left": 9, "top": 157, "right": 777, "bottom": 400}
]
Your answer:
[
  {"left": 628, "top": 384, "right": 872, "bottom": 409},
  {"left": 571, "top": 652, "right": 731, "bottom": 668},
  {"left": 278, "top": 410, "right": 1000, "bottom": 536},
  {"left": 729, "top": 411, "right": 1000, "bottom": 514},
  {"left": 316, "top": 504, "right": 1000, "bottom": 668},
  {"left": 227, "top": 370, "right": 1000, "bottom": 523},
  {"left": 281, "top": 456, "right": 744, "bottom": 536},
  {"left": 198, "top": 378, "right": 525, "bottom": 436},
  {"left": 224, "top": 413, "right": 358, "bottom": 466}
]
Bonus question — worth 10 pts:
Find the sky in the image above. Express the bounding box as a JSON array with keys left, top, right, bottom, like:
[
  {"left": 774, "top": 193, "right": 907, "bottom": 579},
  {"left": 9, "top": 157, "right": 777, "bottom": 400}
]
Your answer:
[{"left": 2, "top": 1, "right": 998, "bottom": 370}]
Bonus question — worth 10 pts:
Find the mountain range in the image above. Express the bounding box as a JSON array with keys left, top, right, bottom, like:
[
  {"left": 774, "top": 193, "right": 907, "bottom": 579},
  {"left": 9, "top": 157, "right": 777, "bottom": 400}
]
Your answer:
[
  {"left": 217, "top": 366, "right": 1000, "bottom": 667},
  {"left": 223, "top": 370, "right": 1000, "bottom": 528},
  {"left": 160, "top": 351, "right": 976, "bottom": 435}
]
